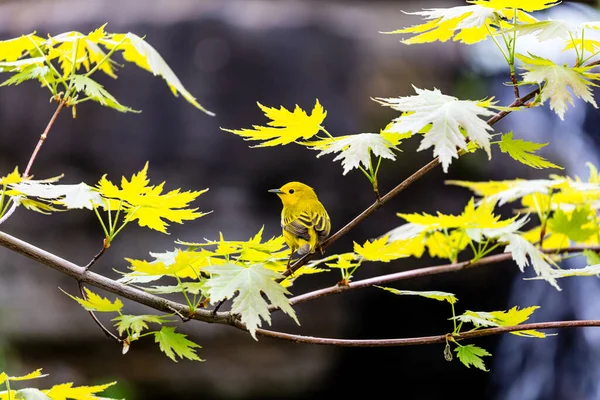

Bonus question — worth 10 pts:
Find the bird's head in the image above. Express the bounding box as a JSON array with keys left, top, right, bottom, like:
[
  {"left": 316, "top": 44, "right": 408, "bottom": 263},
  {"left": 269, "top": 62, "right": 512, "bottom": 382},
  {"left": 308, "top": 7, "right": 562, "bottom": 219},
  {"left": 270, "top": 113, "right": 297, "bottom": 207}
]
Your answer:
[{"left": 268, "top": 181, "right": 318, "bottom": 206}]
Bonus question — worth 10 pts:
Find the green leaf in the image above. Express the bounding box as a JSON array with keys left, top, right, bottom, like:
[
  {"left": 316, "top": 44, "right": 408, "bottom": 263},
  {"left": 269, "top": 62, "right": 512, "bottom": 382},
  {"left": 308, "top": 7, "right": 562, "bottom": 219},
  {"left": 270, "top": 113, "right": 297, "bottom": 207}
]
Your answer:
[
  {"left": 203, "top": 264, "right": 299, "bottom": 339},
  {"left": 455, "top": 344, "right": 491, "bottom": 371},
  {"left": 376, "top": 286, "right": 458, "bottom": 304},
  {"left": 153, "top": 326, "right": 202, "bottom": 362},
  {"left": 498, "top": 132, "right": 562, "bottom": 169},
  {"left": 0, "top": 65, "right": 51, "bottom": 87},
  {"left": 112, "top": 314, "right": 173, "bottom": 337},
  {"left": 61, "top": 287, "right": 124, "bottom": 312},
  {"left": 583, "top": 250, "right": 600, "bottom": 266},
  {"left": 71, "top": 75, "right": 139, "bottom": 113},
  {"left": 547, "top": 207, "right": 596, "bottom": 242}
]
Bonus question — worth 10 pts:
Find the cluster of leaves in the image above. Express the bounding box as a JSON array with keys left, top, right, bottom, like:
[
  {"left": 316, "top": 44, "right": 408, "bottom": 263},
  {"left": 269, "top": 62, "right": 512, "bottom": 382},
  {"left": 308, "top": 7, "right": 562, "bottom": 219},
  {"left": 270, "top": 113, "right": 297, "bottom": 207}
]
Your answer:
[
  {"left": 377, "top": 287, "right": 544, "bottom": 370},
  {"left": 0, "top": 24, "right": 212, "bottom": 115},
  {"left": 384, "top": 0, "right": 600, "bottom": 119},
  {"left": 0, "top": 368, "right": 118, "bottom": 399},
  {"left": 221, "top": 91, "right": 560, "bottom": 196},
  {"left": 64, "top": 287, "right": 201, "bottom": 362},
  {"left": 0, "top": 162, "right": 208, "bottom": 240},
  {"left": 118, "top": 227, "right": 328, "bottom": 340}
]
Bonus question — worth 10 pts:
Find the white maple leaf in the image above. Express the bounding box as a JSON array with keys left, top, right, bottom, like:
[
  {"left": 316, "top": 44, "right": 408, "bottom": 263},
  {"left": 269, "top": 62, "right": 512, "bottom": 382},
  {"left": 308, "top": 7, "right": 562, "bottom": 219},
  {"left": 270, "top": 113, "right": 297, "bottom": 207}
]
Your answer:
[
  {"left": 514, "top": 19, "right": 600, "bottom": 41},
  {"left": 500, "top": 233, "right": 560, "bottom": 290},
  {"left": 404, "top": 5, "right": 497, "bottom": 29},
  {"left": 10, "top": 181, "right": 102, "bottom": 209},
  {"left": 467, "top": 215, "right": 530, "bottom": 242},
  {"left": 313, "top": 133, "right": 398, "bottom": 175},
  {"left": 447, "top": 178, "right": 562, "bottom": 206},
  {"left": 386, "top": 223, "right": 426, "bottom": 242},
  {"left": 375, "top": 87, "right": 496, "bottom": 173},
  {"left": 203, "top": 264, "right": 299, "bottom": 339},
  {"left": 526, "top": 264, "right": 600, "bottom": 280},
  {"left": 518, "top": 53, "right": 600, "bottom": 120}
]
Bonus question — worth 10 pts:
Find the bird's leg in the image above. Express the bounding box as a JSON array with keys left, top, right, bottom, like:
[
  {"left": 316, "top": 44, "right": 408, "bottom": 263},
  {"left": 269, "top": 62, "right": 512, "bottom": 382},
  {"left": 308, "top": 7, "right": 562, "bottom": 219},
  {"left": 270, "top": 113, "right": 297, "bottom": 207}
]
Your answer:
[{"left": 286, "top": 252, "right": 294, "bottom": 275}]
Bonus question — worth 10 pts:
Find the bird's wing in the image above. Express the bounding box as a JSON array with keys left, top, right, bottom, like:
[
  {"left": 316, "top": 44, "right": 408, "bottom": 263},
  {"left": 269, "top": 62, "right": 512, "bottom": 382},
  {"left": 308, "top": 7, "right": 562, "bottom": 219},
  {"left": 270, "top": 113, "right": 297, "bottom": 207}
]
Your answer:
[{"left": 283, "top": 209, "right": 330, "bottom": 243}]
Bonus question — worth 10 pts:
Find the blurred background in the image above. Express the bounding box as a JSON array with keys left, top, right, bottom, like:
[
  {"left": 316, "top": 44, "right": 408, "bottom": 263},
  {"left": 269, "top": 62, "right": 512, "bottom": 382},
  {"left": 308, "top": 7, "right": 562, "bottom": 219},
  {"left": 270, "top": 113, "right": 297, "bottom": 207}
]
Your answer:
[{"left": 0, "top": 0, "right": 599, "bottom": 399}]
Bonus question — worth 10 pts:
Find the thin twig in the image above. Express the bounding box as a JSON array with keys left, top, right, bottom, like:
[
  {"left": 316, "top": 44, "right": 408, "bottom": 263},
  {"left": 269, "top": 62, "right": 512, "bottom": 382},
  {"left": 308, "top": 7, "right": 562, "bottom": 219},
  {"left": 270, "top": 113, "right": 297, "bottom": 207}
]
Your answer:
[
  {"left": 280, "top": 87, "right": 541, "bottom": 280},
  {"left": 84, "top": 238, "right": 109, "bottom": 271},
  {"left": 249, "top": 319, "right": 600, "bottom": 347},
  {"left": 0, "top": 100, "right": 66, "bottom": 225},
  {"left": 274, "top": 245, "right": 600, "bottom": 311},
  {"left": 24, "top": 100, "right": 66, "bottom": 177},
  {"left": 212, "top": 299, "right": 226, "bottom": 315},
  {"left": 78, "top": 282, "right": 122, "bottom": 343}
]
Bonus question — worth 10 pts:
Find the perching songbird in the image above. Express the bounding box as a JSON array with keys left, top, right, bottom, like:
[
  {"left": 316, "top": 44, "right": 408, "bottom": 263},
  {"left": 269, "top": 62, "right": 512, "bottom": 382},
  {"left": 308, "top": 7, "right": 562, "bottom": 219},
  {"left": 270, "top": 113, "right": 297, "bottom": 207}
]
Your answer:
[{"left": 269, "top": 182, "right": 331, "bottom": 268}]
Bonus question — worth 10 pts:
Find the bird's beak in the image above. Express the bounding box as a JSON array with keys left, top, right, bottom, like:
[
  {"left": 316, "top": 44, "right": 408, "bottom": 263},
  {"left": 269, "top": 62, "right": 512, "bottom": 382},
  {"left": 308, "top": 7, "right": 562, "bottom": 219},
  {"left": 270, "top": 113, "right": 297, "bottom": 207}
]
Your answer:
[{"left": 268, "top": 188, "right": 283, "bottom": 194}]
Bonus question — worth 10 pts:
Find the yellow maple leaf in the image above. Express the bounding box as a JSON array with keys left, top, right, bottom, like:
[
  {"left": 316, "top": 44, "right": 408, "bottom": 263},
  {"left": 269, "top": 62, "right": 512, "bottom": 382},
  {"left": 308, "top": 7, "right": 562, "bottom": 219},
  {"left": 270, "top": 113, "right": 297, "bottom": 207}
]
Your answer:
[
  {"left": 43, "top": 381, "right": 116, "bottom": 400},
  {"left": 473, "top": 0, "right": 560, "bottom": 12},
  {"left": 0, "top": 33, "right": 45, "bottom": 62},
  {"left": 96, "top": 162, "right": 209, "bottom": 233},
  {"left": 382, "top": 3, "right": 538, "bottom": 45},
  {"left": 425, "top": 230, "right": 470, "bottom": 259},
  {"left": 62, "top": 287, "right": 123, "bottom": 312},
  {"left": 490, "top": 305, "right": 546, "bottom": 337},
  {"left": 564, "top": 38, "right": 600, "bottom": 54},
  {"left": 324, "top": 253, "right": 362, "bottom": 269},
  {"left": 354, "top": 235, "right": 413, "bottom": 262},
  {"left": 221, "top": 100, "right": 326, "bottom": 147},
  {"left": 46, "top": 25, "right": 116, "bottom": 78},
  {"left": 125, "top": 248, "right": 222, "bottom": 279},
  {"left": 398, "top": 198, "right": 513, "bottom": 231},
  {"left": 0, "top": 369, "right": 46, "bottom": 384},
  {"left": 445, "top": 179, "right": 519, "bottom": 198},
  {"left": 0, "top": 167, "right": 22, "bottom": 185}
]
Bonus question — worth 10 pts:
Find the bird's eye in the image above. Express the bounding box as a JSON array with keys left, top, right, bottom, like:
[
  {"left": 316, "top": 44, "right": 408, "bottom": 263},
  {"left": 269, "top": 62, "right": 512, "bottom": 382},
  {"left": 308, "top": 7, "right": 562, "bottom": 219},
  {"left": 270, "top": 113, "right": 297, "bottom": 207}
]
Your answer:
[{"left": 289, "top": 189, "right": 295, "bottom": 194}]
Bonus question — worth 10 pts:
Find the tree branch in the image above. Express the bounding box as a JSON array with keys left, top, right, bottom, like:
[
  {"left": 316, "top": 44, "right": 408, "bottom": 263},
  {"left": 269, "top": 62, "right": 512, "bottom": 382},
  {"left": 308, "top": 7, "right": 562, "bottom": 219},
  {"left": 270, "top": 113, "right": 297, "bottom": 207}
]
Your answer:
[
  {"left": 0, "top": 230, "right": 231, "bottom": 325},
  {"left": 250, "top": 319, "right": 600, "bottom": 347},
  {"left": 274, "top": 245, "right": 600, "bottom": 311},
  {"left": 280, "top": 87, "right": 541, "bottom": 279},
  {"left": 2, "top": 228, "right": 600, "bottom": 348}
]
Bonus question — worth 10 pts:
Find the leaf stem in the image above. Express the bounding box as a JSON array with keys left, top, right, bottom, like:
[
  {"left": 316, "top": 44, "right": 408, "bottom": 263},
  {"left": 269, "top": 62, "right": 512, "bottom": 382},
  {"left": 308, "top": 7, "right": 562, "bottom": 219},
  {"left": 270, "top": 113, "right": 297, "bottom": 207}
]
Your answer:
[
  {"left": 485, "top": 24, "right": 510, "bottom": 65},
  {"left": 451, "top": 302, "right": 457, "bottom": 333},
  {"left": 92, "top": 202, "right": 110, "bottom": 239},
  {"left": 176, "top": 275, "right": 195, "bottom": 313},
  {"left": 27, "top": 36, "right": 68, "bottom": 92},
  {"left": 5, "top": 378, "right": 11, "bottom": 400},
  {"left": 85, "top": 36, "right": 128, "bottom": 78}
]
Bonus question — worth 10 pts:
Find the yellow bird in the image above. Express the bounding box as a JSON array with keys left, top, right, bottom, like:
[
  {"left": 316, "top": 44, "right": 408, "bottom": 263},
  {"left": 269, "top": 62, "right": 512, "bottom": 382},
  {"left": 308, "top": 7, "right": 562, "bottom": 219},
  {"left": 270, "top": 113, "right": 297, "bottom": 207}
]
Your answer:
[{"left": 269, "top": 182, "right": 331, "bottom": 268}]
